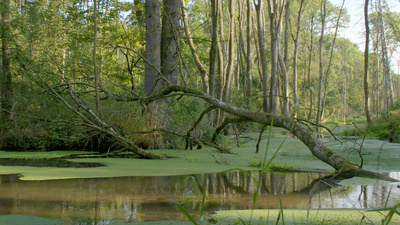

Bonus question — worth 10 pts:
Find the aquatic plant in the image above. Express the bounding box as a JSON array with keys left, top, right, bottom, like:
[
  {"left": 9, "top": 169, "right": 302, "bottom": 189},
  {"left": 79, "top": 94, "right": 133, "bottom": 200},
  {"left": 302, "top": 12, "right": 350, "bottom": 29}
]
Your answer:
[{"left": 172, "top": 175, "right": 207, "bottom": 224}]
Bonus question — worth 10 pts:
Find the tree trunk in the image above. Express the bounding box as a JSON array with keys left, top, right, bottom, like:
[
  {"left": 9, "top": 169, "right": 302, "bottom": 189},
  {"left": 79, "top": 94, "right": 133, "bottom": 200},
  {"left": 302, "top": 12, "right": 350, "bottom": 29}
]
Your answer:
[
  {"left": 215, "top": 0, "right": 225, "bottom": 125},
  {"left": 267, "top": 0, "right": 285, "bottom": 115},
  {"left": 254, "top": 0, "right": 269, "bottom": 113},
  {"left": 321, "top": 0, "right": 344, "bottom": 123},
  {"left": 281, "top": 0, "right": 290, "bottom": 117},
  {"left": 1, "top": 0, "right": 13, "bottom": 121},
  {"left": 374, "top": 28, "right": 380, "bottom": 117},
  {"left": 364, "top": 0, "right": 372, "bottom": 125},
  {"left": 223, "top": 0, "right": 235, "bottom": 104},
  {"left": 209, "top": 0, "right": 218, "bottom": 99},
  {"left": 316, "top": 0, "right": 326, "bottom": 131},
  {"left": 307, "top": 0, "right": 315, "bottom": 121},
  {"left": 245, "top": 0, "right": 252, "bottom": 105},
  {"left": 292, "top": 0, "right": 304, "bottom": 118},
  {"left": 144, "top": 0, "right": 161, "bottom": 96},
  {"left": 151, "top": 85, "right": 397, "bottom": 181},
  {"left": 377, "top": 0, "right": 395, "bottom": 108},
  {"left": 181, "top": 0, "right": 209, "bottom": 94},
  {"left": 93, "top": 0, "right": 101, "bottom": 115},
  {"left": 161, "top": 0, "right": 181, "bottom": 87}
]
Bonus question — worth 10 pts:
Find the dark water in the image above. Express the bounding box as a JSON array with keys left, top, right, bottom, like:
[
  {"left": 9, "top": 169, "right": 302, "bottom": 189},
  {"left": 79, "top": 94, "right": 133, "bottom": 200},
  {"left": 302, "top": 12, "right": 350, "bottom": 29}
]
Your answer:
[{"left": 0, "top": 171, "right": 399, "bottom": 223}]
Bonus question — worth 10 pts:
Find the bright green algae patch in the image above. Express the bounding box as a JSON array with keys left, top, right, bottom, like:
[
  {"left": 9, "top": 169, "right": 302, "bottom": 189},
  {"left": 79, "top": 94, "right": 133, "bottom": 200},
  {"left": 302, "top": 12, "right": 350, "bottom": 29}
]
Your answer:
[
  {"left": 209, "top": 209, "right": 400, "bottom": 225},
  {"left": 2, "top": 209, "right": 398, "bottom": 225},
  {"left": 0, "top": 132, "right": 334, "bottom": 180},
  {"left": 0, "top": 129, "right": 399, "bottom": 180},
  {"left": 0, "top": 215, "right": 62, "bottom": 225}
]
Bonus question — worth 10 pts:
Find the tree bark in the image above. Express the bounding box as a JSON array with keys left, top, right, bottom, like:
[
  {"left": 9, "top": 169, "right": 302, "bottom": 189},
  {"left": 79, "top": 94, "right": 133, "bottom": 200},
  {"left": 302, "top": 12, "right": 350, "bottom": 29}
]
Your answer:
[
  {"left": 223, "top": 0, "right": 235, "bottom": 104},
  {"left": 161, "top": 0, "right": 181, "bottom": 88},
  {"left": 281, "top": 0, "right": 290, "bottom": 117},
  {"left": 93, "top": 0, "right": 101, "bottom": 115},
  {"left": 181, "top": 0, "right": 209, "bottom": 94},
  {"left": 316, "top": 0, "right": 326, "bottom": 131},
  {"left": 364, "top": 0, "right": 372, "bottom": 125},
  {"left": 254, "top": 0, "right": 269, "bottom": 113},
  {"left": 1, "top": 0, "right": 13, "bottom": 121},
  {"left": 321, "top": 0, "right": 345, "bottom": 123},
  {"left": 307, "top": 0, "right": 315, "bottom": 121},
  {"left": 377, "top": 0, "right": 395, "bottom": 108},
  {"left": 292, "top": 0, "right": 304, "bottom": 118},
  {"left": 148, "top": 85, "right": 397, "bottom": 181},
  {"left": 267, "top": 0, "right": 285, "bottom": 115},
  {"left": 209, "top": 0, "right": 218, "bottom": 99},
  {"left": 245, "top": 0, "right": 252, "bottom": 105},
  {"left": 144, "top": 0, "right": 161, "bottom": 96}
]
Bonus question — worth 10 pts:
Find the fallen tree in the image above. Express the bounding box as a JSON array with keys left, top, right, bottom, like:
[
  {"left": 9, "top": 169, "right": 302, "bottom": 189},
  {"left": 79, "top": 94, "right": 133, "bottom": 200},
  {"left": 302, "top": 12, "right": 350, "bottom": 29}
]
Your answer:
[
  {"left": 139, "top": 86, "right": 397, "bottom": 181},
  {"left": 40, "top": 80, "right": 397, "bottom": 181}
]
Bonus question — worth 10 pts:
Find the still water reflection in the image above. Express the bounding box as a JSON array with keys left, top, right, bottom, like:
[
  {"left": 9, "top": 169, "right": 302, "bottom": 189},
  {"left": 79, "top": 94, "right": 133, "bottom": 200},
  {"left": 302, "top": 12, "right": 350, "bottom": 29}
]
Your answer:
[{"left": 0, "top": 171, "right": 399, "bottom": 223}]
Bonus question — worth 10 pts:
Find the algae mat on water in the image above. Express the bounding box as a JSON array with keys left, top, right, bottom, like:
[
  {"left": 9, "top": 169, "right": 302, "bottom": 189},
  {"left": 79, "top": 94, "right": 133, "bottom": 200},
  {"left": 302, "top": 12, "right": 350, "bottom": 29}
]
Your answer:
[
  {"left": 209, "top": 209, "right": 400, "bottom": 224},
  {"left": 0, "top": 132, "right": 334, "bottom": 181},
  {"left": 0, "top": 129, "right": 399, "bottom": 180},
  {"left": 1, "top": 209, "right": 399, "bottom": 225},
  {"left": 0, "top": 215, "right": 62, "bottom": 225}
]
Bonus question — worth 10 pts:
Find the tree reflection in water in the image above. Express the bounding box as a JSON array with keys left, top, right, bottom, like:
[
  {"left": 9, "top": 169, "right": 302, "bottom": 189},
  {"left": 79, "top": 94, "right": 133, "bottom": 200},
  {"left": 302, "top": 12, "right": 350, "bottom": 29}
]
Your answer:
[{"left": 0, "top": 171, "right": 398, "bottom": 222}]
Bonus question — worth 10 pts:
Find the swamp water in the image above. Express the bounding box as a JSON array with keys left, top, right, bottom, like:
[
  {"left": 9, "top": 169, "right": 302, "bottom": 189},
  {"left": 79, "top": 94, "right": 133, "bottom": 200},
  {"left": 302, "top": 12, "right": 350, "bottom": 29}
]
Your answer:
[{"left": 0, "top": 171, "right": 399, "bottom": 224}]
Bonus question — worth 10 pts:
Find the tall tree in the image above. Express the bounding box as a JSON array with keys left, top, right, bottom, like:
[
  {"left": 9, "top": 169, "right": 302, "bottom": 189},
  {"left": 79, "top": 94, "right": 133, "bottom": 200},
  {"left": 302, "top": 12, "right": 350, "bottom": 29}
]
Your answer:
[
  {"left": 364, "top": 0, "right": 372, "bottom": 125},
  {"left": 93, "top": 0, "right": 100, "bottom": 115},
  {"left": 209, "top": 0, "right": 218, "bottom": 100},
  {"left": 254, "top": 0, "right": 269, "bottom": 113},
  {"left": 316, "top": 0, "right": 326, "bottom": 130},
  {"left": 377, "top": 0, "right": 395, "bottom": 108},
  {"left": 160, "top": 0, "right": 181, "bottom": 88},
  {"left": 144, "top": 0, "right": 161, "bottom": 96},
  {"left": 181, "top": 0, "right": 209, "bottom": 94},
  {"left": 223, "top": 0, "right": 235, "bottom": 104},
  {"left": 245, "top": 0, "right": 252, "bottom": 105},
  {"left": 307, "top": 0, "right": 315, "bottom": 121},
  {"left": 280, "top": 0, "right": 290, "bottom": 117},
  {"left": 321, "top": 0, "right": 345, "bottom": 121},
  {"left": 1, "top": 0, "right": 13, "bottom": 120},
  {"left": 267, "top": 0, "right": 286, "bottom": 115},
  {"left": 292, "top": 0, "right": 304, "bottom": 118}
]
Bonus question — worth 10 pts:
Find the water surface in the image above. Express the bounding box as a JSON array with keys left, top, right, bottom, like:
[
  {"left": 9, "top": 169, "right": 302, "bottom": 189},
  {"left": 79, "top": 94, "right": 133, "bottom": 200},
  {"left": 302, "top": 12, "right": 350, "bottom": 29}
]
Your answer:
[{"left": 0, "top": 171, "right": 399, "bottom": 223}]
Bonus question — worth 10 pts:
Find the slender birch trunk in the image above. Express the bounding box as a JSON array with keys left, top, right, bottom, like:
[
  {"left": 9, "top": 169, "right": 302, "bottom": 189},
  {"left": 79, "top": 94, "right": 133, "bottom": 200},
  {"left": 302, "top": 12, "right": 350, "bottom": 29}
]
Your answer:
[
  {"left": 246, "top": 0, "right": 253, "bottom": 105},
  {"left": 364, "top": 0, "right": 372, "bottom": 125},
  {"left": 307, "top": 0, "right": 315, "bottom": 121},
  {"left": 292, "top": 0, "right": 304, "bottom": 118},
  {"left": 254, "top": 0, "right": 269, "bottom": 113},
  {"left": 316, "top": 0, "right": 326, "bottom": 130}
]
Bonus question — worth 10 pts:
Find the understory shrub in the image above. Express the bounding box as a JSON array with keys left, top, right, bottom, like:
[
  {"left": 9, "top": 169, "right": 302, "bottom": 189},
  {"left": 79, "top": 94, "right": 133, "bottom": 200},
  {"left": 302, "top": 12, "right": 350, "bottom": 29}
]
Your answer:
[{"left": 341, "top": 108, "right": 400, "bottom": 143}]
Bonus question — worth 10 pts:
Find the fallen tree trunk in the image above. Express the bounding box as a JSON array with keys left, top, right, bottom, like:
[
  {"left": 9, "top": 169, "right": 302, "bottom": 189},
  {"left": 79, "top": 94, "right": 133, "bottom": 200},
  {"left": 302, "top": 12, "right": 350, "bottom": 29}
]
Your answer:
[
  {"left": 39, "top": 80, "right": 397, "bottom": 180},
  {"left": 144, "top": 86, "right": 397, "bottom": 181},
  {"left": 38, "top": 77, "right": 166, "bottom": 159}
]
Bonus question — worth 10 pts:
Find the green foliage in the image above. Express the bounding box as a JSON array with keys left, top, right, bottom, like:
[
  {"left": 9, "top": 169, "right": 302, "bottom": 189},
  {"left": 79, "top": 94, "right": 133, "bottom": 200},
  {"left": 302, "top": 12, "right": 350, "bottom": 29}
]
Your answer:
[
  {"left": 269, "top": 163, "right": 296, "bottom": 172},
  {"left": 341, "top": 108, "right": 400, "bottom": 143}
]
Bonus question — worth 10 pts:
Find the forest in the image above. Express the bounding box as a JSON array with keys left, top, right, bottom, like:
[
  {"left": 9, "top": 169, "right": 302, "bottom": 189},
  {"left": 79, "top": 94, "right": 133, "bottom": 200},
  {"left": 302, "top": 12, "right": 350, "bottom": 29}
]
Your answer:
[
  {"left": 1, "top": 0, "right": 400, "bottom": 224},
  {"left": 0, "top": 0, "right": 399, "bottom": 168}
]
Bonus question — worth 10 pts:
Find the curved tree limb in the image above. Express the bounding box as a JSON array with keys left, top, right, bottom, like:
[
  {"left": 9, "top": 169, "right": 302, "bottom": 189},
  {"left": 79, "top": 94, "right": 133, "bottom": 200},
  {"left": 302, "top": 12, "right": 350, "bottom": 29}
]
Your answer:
[
  {"left": 211, "top": 117, "right": 252, "bottom": 144},
  {"left": 146, "top": 85, "right": 398, "bottom": 181},
  {"left": 185, "top": 106, "right": 216, "bottom": 150}
]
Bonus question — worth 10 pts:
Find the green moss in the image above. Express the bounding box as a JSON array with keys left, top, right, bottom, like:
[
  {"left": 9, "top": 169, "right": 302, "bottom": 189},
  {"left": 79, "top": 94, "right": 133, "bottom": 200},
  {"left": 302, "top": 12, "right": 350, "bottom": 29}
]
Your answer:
[
  {"left": 0, "top": 215, "right": 62, "bottom": 225},
  {"left": 268, "top": 163, "right": 296, "bottom": 172},
  {"left": 0, "top": 158, "right": 105, "bottom": 168},
  {"left": 210, "top": 209, "right": 400, "bottom": 225},
  {"left": 0, "top": 128, "right": 399, "bottom": 180}
]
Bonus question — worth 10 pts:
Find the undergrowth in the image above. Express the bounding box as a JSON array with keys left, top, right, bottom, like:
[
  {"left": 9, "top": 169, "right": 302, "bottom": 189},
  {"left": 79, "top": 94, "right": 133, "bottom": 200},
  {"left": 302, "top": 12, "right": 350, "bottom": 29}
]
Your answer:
[{"left": 341, "top": 107, "right": 400, "bottom": 143}]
